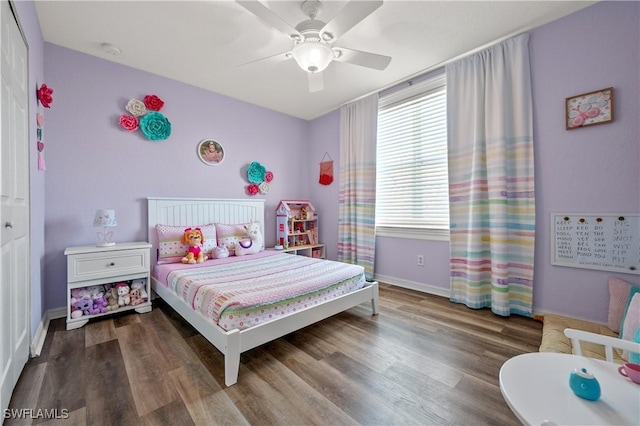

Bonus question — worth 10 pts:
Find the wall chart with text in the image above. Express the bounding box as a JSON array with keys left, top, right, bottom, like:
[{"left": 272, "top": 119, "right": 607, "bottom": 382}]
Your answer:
[{"left": 551, "top": 213, "right": 639, "bottom": 275}]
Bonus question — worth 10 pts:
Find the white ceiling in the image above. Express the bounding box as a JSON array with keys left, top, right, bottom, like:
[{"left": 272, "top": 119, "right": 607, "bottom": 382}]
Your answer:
[{"left": 34, "top": 0, "right": 596, "bottom": 120}]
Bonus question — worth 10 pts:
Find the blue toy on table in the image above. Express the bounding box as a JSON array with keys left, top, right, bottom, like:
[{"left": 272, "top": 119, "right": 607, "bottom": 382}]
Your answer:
[{"left": 569, "top": 368, "right": 601, "bottom": 401}]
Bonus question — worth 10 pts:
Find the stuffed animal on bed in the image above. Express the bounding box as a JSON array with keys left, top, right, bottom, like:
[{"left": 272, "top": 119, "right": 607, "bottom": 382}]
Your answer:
[
  {"left": 181, "top": 227, "right": 208, "bottom": 264},
  {"left": 212, "top": 245, "right": 229, "bottom": 259},
  {"left": 235, "top": 221, "right": 263, "bottom": 256}
]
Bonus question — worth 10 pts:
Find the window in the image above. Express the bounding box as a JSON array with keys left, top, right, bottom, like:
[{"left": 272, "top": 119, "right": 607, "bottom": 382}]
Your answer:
[{"left": 376, "top": 73, "right": 449, "bottom": 240}]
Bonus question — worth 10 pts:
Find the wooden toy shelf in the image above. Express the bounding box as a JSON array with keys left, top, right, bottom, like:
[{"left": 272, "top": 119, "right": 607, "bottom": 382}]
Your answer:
[{"left": 277, "top": 243, "right": 326, "bottom": 259}]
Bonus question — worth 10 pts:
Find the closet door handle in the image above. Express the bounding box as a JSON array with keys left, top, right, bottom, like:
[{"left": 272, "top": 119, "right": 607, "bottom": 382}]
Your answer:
[{"left": 5, "top": 221, "right": 13, "bottom": 228}]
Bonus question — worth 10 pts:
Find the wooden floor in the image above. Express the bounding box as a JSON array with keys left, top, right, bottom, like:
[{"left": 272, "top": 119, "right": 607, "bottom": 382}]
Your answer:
[{"left": 7, "top": 283, "right": 542, "bottom": 426}]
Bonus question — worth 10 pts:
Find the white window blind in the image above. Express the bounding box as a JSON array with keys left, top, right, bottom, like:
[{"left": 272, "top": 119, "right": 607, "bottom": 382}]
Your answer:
[{"left": 376, "top": 74, "right": 449, "bottom": 240}]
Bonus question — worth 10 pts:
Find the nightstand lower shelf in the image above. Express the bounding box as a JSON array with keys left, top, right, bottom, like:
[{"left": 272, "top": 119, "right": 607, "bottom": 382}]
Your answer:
[{"left": 66, "top": 302, "right": 152, "bottom": 330}]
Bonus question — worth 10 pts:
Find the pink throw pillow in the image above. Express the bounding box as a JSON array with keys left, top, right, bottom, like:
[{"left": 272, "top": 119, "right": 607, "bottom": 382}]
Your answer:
[
  {"left": 621, "top": 293, "right": 640, "bottom": 360},
  {"left": 608, "top": 277, "right": 632, "bottom": 333},
  {"left": 156, "top": 224, "right": 216, "bottom": 264},
  {"left": 215, "top": 223, "right": 247, "bottom": 256}
]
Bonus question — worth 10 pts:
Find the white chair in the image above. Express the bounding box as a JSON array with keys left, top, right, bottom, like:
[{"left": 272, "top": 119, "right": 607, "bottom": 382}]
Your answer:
[{"left": 564, "top": 328, "right": 640, "bottom": 363}]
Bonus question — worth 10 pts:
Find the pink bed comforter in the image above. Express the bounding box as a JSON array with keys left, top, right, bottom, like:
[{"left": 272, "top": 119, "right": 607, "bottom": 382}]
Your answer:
[{"left": 153, "top": 251, "right": 366, "bottom": 331}]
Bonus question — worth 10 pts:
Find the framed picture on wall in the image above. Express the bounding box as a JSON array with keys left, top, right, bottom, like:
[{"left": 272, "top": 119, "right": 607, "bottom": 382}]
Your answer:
[
  {"left": 197, "top": 139, "right": 225, "bottom": 165},
  {"left": 565, "top": 87, "right": 613, "bottom": 130}
]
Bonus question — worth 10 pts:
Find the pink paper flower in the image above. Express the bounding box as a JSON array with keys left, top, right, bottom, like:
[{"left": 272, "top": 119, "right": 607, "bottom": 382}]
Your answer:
[
  {"left": 143, "top": 95, "right": 164, "bottom": 111},
  {"left": 265, "top": 171, "right": 274, "bottom": 183},
  {"left": 247, "top": 184, "right": 259, "bottom": 196},
  {"left": 37, "top": 84, "right": 53, "bottom": 108},
  {"left": 119, "top": 114, "right": 139, "bottom": 132}
]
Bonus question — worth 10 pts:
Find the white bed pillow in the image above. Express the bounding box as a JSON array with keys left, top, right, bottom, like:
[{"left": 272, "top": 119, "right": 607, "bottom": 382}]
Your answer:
[{"left": 156, "top": 223, "right": 216, "bottom": 264}]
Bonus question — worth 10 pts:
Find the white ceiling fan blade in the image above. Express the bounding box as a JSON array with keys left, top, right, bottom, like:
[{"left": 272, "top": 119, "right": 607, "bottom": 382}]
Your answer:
[
  {"left": 320, "top": 0, "right": 383, "bottom": 40},
  {"left": 239, "top": 51, "right": 291, "bottom": 67},
  {"left": 236, "top": 1, "right": 301, "bottom": 38},
  {"left": 333, "top": 47, "right": 391, "bottom": 70},
  {"left": 308, "top": 72, "right": 324, "bottom": 93}
]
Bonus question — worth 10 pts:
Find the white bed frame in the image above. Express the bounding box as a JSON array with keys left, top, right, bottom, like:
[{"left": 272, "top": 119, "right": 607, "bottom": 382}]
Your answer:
[{"left": 147, "top": 197, "right": 379, "bottom": 386}]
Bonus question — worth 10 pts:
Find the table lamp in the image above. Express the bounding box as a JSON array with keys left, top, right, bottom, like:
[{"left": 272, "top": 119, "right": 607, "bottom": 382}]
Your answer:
[{"left": 93, "top": 209, "right": 117, "bottom": 246}]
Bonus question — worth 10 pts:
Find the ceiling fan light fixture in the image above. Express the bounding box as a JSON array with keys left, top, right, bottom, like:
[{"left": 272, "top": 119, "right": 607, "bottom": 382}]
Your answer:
[
  {"left": 321, "top": 32, "right": 334, "bottom": 42},
  {"left": 292, "top": 41, "right": 333, "bottom": 73}
]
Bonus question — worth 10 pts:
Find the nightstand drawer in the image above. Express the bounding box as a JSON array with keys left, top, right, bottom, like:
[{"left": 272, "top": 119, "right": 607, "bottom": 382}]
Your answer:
[{"left": 67, "top": 248, "right": 149, "bottom": 283}]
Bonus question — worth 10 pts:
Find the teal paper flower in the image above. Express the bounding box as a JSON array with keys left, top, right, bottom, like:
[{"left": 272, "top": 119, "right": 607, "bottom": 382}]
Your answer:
[
  {"left": 139, "top": 111, "right": 171, "bottom": 141},
  {"left": 247, "top": 161, "right": 266, "bottom": 183}
]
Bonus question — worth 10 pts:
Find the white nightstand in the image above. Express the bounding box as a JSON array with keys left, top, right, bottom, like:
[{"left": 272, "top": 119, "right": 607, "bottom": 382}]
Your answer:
[{"left": 64, "top": 242, "right": 152, "bottom": 330}]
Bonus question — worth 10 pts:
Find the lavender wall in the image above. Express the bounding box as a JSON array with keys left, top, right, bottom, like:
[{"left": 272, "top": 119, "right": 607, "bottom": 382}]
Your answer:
[
  {"left": 311, "top": 1, "right": 640, "bottom": 322},
  {"left": 530, "top": 1, "right": 639, "bottom": 321},
  {"left": 42, "top": 44, "right": 311, "bottom": 310},
  {"left": 27, "top": 0, "right": 640, "bottom": 325},
  {"left": 13, "top": 1, "right": 46, "bottom": 337},
  {"left": 307, "top": 110, "right": 340, "bottom": 260}
]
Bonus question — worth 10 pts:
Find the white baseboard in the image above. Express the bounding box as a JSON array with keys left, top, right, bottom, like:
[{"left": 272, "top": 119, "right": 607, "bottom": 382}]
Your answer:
[
  {"left": 530, "top": 308, "right": 607, "bottom": 326},
  {"left": 373, "top": 275, "right": 551, "bottom": 320},
  {"left": 30, "top": 307, "right": 66, "bottom": 357},
  {"left": 373, "top": 273, "right": 451, "bottom": 299}
]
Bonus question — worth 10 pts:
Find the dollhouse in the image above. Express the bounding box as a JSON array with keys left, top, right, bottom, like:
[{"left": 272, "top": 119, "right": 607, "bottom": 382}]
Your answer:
[{"left": 275, "top": 200, "right": 325, "bottom": 258}]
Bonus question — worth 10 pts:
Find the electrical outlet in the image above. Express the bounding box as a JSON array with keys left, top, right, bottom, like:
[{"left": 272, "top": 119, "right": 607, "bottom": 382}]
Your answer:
[{"left": 417, "top": 254, "right": 424, "bottom": 266}]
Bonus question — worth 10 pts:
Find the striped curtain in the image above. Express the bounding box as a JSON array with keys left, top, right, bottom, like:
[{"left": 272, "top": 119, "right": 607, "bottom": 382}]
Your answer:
[
  {"left": 338, "top": 94, "right": 378, "bottom": 279},
  {"left": 446, "top": 34, "right": 535, "bottom": 317}
]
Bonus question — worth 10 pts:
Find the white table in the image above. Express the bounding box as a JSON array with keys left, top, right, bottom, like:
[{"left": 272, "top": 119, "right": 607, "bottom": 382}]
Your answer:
[{"left": 500, "top": 352, "right": 640, "bottom": 425}]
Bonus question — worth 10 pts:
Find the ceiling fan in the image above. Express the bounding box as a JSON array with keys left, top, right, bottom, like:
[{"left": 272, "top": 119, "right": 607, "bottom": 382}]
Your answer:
[{"left": 237, "top": 0, "right": 391, "bottom": 92}]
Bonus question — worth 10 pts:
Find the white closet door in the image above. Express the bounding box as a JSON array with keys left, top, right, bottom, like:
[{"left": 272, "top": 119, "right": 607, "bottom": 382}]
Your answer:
[{"left": 0, "top": 0, "right": 30, "bottom": 415}]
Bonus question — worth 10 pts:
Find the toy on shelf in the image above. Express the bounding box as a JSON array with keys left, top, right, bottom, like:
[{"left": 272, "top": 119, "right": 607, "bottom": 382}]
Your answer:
[
  {"left": 115, "top": 282, "right": 131, "bottom": 306},
  {"left": 130, "top": 279, "right": 148, "bottom": 302},
  {"left": 70, "top": 287, "right": 91, "bottom": 318},
  {"left": 72, "top": 296, "right": 93, "bottom": 318},
  {"left": 87, "top": 284, "right": 108, "bottom": 314},
  {"left": 130, "top": 287, "right": 144, "bottom": 306},
  {"left": 69, "top": 278, "right": 150, "bottom": 317},
  {"left": 105, "top": 285, "right": 121, "bottom": 311},
  {"left": 92, "top": 292, "right": 108, "bottom": 314}
]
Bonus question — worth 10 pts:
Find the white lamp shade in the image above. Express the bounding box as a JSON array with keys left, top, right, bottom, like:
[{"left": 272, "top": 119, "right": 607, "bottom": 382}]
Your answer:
[
  {"left": 93, "top": 209, "right": 117, "bottom": 227},
  {"left": 292, "top": 41, "right": 333, "bottom": 73}
]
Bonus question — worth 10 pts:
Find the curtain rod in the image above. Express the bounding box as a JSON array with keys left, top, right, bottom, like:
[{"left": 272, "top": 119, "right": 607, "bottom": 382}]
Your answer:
[{"left": 318, "top": 28, "right": 530, "bottom": 118}]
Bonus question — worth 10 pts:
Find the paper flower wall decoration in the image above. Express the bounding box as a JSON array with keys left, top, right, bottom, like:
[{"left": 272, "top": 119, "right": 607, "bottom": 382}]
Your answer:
[
  {"left": 37, "top": 84, "right": 53, "bottom": 108},
  {"left": 118, "top": 94, "right": 171, "bottom": 140},
  {"left": 246, "top": 161, "right": 273, "bottom": 196}
]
